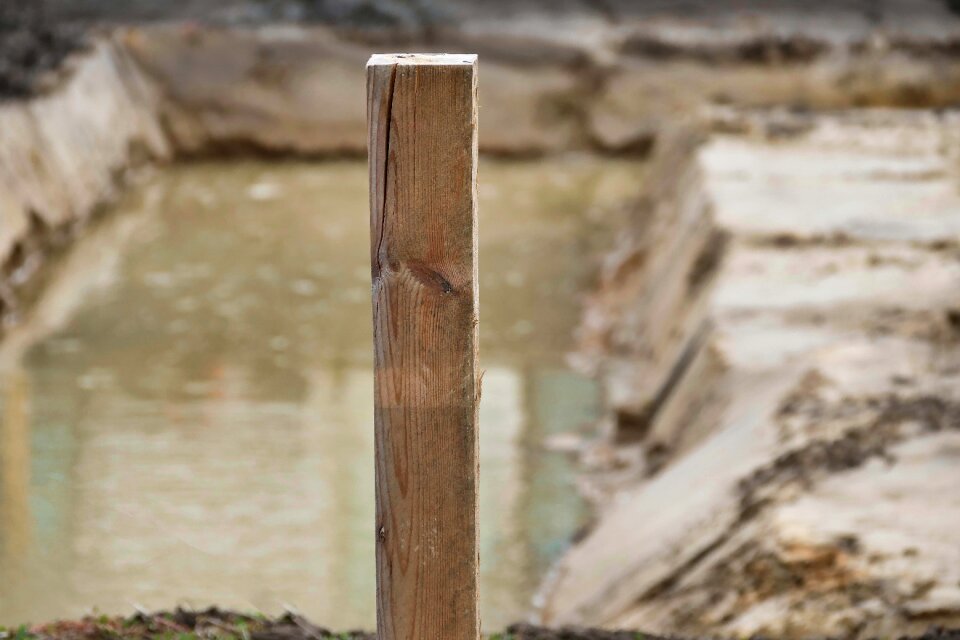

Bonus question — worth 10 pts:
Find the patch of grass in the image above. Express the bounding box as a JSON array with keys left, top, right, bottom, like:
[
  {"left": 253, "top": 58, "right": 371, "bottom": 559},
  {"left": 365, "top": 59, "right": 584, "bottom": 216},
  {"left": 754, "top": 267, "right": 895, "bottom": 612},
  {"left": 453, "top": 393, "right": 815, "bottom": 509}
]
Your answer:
[{"left": 3, "top": 626, "right": 36, "bottom": 640}]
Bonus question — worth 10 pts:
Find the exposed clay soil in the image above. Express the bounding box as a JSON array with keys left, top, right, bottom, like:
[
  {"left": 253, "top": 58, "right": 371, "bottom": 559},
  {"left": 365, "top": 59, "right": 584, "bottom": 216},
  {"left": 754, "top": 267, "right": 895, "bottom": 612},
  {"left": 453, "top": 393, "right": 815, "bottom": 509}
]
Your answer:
[
  {"left": 547, "top": 110, "right": 960, "bottom": 637},
  {"left": 0, "top": 1, "right": 86, "bottom": 99}
]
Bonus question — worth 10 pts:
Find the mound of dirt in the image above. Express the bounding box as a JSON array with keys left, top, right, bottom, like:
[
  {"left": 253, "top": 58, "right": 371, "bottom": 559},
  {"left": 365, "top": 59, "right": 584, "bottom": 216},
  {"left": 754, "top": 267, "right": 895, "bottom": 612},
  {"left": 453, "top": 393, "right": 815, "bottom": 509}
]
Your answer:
[{"left": 0, "top": 1, "right": 85, "bottom": 99}]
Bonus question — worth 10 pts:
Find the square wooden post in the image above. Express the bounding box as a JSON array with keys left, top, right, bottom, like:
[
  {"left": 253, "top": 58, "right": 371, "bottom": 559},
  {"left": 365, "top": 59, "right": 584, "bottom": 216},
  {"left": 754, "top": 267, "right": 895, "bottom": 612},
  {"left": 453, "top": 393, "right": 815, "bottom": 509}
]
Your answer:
[{"left": 367, "top": 54, "right": 480, "bottom": 640}]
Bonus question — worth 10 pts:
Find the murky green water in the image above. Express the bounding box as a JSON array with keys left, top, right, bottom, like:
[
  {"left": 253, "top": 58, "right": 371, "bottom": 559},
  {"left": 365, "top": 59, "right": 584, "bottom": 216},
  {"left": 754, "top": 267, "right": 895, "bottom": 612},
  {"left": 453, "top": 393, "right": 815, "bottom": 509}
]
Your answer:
[{"left": 0, "top": 158, "right": 640, "bottom": 630}]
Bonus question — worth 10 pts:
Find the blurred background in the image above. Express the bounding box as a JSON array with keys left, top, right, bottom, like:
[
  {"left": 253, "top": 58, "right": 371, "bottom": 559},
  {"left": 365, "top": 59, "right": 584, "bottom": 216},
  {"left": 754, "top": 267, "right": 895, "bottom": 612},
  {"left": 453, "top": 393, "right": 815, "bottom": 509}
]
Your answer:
[{"left": 1, "top": 1, "right": 960, "bottom": 637}]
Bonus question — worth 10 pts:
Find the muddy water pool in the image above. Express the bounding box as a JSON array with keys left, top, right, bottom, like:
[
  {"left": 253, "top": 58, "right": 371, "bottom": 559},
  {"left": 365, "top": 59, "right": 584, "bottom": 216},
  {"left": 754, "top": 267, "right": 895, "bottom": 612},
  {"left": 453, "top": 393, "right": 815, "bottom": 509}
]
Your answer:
[{"left": 0, "top": 158, "right": 640, "bottom": 630}]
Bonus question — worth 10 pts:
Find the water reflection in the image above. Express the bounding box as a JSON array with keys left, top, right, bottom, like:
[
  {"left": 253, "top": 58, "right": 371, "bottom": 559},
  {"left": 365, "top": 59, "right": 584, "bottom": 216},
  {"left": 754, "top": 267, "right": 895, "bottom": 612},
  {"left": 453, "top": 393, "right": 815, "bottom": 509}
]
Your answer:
[
  {"left": 1, "top": 370, "right": 30, "bottom": 565},
  {"left": 0, "top": 158, "right": 639, "bottom": 630}
]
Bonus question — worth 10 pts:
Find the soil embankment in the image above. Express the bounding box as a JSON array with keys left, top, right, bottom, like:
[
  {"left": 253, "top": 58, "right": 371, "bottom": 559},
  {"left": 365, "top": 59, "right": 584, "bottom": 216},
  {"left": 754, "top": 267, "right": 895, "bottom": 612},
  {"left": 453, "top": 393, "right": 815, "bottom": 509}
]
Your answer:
[
  {"left": 544, "top": 110, "right": 960, "bottom": 638},
  {"left": 0, "top": 36, "right": 169, "bottom": 325}
]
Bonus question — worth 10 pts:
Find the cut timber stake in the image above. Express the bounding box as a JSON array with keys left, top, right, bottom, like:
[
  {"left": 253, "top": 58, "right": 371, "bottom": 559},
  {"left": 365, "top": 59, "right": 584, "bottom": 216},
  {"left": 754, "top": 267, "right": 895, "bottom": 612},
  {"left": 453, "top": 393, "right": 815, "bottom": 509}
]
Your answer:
[{"left": 367, "top": 54, "right": 480, "bottom": 640}]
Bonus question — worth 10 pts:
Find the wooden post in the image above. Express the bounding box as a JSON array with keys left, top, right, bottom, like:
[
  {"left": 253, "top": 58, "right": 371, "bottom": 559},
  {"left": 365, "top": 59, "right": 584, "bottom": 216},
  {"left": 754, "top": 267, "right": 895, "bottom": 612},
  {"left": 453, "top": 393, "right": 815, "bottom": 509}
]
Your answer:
[{"left": 367, "top": 54, "right": 479, "bottom": 640}]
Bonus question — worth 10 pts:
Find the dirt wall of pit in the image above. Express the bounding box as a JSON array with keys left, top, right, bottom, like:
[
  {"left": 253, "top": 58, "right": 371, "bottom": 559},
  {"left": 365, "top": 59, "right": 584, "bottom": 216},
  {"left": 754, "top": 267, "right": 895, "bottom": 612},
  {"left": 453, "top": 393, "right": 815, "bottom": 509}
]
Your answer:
[
  {"left": 542, "top": 108, "right": 960, "bottom": 640},
  {"left": 12, "top": 17, "right": 960, "bottom": 334},
  {"left": 0, "top": 38, "right": 169, "bottom": 321}
]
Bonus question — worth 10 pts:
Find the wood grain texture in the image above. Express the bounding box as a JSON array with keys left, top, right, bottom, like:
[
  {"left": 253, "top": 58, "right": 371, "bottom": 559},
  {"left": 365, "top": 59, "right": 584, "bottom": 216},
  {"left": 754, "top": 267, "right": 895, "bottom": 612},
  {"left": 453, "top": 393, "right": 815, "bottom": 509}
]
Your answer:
[{"left": 367, "top": 53, "right": 479, "bottom": 640}]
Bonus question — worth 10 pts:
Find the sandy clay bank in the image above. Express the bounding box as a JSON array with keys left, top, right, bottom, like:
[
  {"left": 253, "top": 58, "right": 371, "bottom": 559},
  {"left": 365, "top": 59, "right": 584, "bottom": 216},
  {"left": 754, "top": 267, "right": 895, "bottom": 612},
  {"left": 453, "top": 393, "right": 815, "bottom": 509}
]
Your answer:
[{"left": 544, "top": 109, "right": 960, "bottom": 639}]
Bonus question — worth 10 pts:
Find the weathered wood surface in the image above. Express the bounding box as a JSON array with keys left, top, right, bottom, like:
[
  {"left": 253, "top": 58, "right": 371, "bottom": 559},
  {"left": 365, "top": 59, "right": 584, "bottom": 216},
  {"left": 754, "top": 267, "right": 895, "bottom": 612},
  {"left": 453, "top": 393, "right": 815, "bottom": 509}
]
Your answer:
[{"left": 367, "top": 53, "right": 480, "bottom": 640}]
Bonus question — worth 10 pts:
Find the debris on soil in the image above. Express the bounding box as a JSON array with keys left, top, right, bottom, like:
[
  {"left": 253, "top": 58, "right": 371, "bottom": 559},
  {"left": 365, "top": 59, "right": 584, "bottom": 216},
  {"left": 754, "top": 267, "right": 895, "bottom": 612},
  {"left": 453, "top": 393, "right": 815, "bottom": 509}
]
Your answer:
[
  {"left": 501, "top": 624, "right": 659, "bottom": 639},
  {"left": 619, "top": 34, "right": 829, "bottom": 65},
  {"left": 12, "top": 609, "right": 375, "bottom": 640},
  {"left": 0, "top": 0, "right": 86, "bottom": 99},
  {"left": 3, "top": 609, "right": 659, "bottom": 640},
  {"left": 7, "top": 610, "right": 960, "bottom": 640}
]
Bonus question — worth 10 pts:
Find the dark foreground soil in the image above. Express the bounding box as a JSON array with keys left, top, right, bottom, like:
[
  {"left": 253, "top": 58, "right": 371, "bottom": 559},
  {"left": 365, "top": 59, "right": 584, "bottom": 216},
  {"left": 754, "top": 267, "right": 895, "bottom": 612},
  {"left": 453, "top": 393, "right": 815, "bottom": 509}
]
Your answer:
[
  {"left": 3, "top": 608, "right": 659, "bottom": 640},
  {"left": 0, "top": 0, "right": 86, "bottom": 99},
  {"left": 6, "top": 609, "right": 960, "bottom": 640}
]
